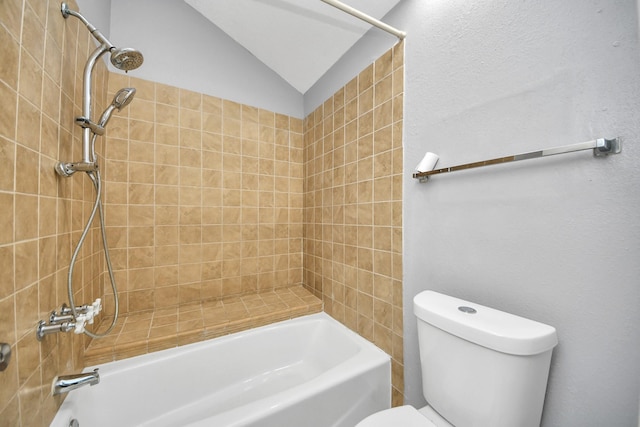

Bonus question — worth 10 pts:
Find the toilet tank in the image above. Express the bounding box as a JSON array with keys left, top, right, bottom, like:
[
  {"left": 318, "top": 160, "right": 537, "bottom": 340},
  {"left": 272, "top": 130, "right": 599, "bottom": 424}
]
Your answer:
[{"left": 414, "top": 291, "right": 558, "bottom": 427}]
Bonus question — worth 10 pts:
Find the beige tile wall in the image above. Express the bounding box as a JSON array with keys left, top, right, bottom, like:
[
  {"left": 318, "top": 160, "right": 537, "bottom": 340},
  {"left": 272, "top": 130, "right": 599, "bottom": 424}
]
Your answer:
[
  {"left": 1, "top": 0, "right": 404, "bottom": 424},
  {"left": 102, "top": 74, "right": 305, "bottom": 316},
  {"left": 0, "top": 0, "right": 109, "bottom": 425},
  {"left": 302, "top": 43, "right": 405, "bottom": 405}
]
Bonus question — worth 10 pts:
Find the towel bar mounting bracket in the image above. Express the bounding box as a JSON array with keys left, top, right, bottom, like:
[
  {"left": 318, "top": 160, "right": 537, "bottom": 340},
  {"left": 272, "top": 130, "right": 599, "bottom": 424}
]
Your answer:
[{"left": 593, "top": 137, "right": 622, "bottom": 156}]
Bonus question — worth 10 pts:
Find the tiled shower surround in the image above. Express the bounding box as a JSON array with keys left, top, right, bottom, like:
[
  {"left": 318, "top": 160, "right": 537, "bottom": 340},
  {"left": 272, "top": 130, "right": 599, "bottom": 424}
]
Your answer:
[
  {"left": 0, "top": 0, "right": 404, "bottom": 423},
  {"left": 101, "top": 72, "right": 306, "bottom": 314},
  {"left": 303, "top": 43, "right": 405, "bottom": 405},
  {"left": 1, "top": 0, "right": 109, "bottom": 424}
]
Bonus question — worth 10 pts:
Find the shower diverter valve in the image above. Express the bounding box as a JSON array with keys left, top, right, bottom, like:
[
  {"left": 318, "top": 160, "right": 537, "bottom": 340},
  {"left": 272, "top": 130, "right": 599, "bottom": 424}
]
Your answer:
[{"left": 73, "top": 298, "right": 102, "bottom": 334}]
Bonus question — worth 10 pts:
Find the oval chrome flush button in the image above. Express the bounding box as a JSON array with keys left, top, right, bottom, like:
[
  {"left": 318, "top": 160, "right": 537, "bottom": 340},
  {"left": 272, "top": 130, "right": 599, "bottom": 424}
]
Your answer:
[{"left": 458, "top": 306, "right": 477, "bottom": 314}]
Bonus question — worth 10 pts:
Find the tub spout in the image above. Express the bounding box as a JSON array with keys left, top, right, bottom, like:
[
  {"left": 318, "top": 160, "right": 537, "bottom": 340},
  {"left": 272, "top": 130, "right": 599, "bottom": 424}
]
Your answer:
[{"left": 53, "top": 368, "right": 100, "bottom": 395}]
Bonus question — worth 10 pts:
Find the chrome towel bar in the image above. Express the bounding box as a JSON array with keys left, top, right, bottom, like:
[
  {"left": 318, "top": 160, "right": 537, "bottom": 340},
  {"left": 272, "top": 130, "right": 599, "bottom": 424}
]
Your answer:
[{"left": 413, "top": 137, "right": 621, "bottom": 183}]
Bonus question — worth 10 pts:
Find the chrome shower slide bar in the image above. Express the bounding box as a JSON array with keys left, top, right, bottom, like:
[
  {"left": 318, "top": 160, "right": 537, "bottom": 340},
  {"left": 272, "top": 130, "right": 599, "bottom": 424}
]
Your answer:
[
  {"left": 413, "top": 137, "right": 622, "bottom": 183},
  {"left": 320, "top": 0, "right": 406, "bottom": 39}
]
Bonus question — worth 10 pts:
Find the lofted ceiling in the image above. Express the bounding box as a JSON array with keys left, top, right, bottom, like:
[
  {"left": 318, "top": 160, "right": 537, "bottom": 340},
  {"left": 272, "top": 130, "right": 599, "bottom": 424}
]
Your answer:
[{"left": 184, "top": 0, "right": 403, "bottom": 94}]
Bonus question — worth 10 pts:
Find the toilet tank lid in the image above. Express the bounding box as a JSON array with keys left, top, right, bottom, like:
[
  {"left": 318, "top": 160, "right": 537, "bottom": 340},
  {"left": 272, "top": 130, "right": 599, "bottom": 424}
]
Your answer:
[{"left": 414, "top": 291, "right": 558, "bottom": 356}]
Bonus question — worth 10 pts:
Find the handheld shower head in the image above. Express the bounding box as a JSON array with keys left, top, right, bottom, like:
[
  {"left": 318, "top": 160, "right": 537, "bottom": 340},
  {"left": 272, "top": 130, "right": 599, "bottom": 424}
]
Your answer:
[
  {"left": 97, "top": 88, "right": 136, "bottom": 128},
  {"left": 112, "top": 87, "right": 136, "bottom": 110},
  {"left": 111, "top": 48, "right": 144, "bottom": 71}
]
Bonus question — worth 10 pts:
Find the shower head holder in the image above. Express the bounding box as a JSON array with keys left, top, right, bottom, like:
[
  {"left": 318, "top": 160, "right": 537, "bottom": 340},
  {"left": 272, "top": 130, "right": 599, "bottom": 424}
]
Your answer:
[
  {"left": 75, "top": 116, "right": 105, "bottom": 136},
  {"left": 55, "top": 161, "right": 98, "bottom": 177}
]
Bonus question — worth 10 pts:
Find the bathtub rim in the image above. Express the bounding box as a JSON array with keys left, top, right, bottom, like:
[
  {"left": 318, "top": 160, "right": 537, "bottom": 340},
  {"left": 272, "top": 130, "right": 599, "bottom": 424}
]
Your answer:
[
  {"left": 52, "top": 311, "right": 392, "bottom": 427},
  {"left": 83, "top": 312, "right": 390, "bottom": 375}
]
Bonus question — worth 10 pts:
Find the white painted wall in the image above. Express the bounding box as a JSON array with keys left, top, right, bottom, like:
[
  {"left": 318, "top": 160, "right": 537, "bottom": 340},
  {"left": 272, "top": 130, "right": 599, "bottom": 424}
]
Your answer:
[
  {"left": 77, "top": 0, "right": 304, "bottom": 118},
  {"left": 398, "top": 0, "right": 639, "bottom": 425},
  {"left": 316, "top": 0, "right": 640, "bottom": 425}
]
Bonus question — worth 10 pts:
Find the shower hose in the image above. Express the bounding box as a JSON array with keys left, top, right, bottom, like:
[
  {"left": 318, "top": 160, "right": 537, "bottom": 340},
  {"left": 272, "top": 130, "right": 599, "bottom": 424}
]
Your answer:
[{"left": 66, "top": 133, "right": 119, "bottom": 339}]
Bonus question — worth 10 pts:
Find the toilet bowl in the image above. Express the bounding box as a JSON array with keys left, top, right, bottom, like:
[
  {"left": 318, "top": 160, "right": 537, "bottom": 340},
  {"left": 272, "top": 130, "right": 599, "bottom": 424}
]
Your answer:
[
  {"left": 356, "top": 291, "right": 558, "bottom": 427},
  {"left": 357, "top": 405, "right": 453, "bottom": 427}
]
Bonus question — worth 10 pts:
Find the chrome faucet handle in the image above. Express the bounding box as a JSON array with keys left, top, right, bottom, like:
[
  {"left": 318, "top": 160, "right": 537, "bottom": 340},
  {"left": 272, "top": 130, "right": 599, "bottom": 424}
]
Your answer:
[
  {"left": 36, "top": 320, "right": 75, "bottom": 341},
  {"left": 49, "top": 310, "right": 75, "bottom": 324},
  {"left": 60, "top": 303, "right": 90, "bottom": 315}
]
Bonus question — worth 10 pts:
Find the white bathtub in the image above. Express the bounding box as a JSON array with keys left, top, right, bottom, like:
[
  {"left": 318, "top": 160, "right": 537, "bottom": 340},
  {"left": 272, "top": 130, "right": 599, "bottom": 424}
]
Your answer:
[{"left": 50, "top": 312, "right": 391, "bottom": 427}]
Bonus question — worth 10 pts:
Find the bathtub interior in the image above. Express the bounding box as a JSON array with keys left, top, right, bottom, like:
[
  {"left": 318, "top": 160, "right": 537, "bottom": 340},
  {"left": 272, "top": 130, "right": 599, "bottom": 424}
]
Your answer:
[{"left": 51, "top": 313, "right": 391, "bottom": 427}]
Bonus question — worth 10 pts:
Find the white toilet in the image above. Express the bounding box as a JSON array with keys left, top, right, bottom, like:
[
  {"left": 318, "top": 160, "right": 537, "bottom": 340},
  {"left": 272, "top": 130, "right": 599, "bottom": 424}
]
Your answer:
[{"left": 357, "top": 290, "right": 558, "bottom": 427}]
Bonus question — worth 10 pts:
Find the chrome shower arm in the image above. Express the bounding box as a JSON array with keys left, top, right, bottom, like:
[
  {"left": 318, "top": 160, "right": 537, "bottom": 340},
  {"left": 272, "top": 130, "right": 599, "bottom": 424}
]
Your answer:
[
  {"left": 60, "top": 2, "right": 143, "bottom": 73},
  {"left": 61, "top": 2, "right": 113, "bottom": 48}
]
